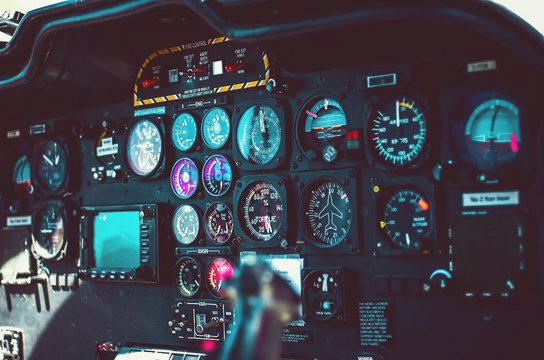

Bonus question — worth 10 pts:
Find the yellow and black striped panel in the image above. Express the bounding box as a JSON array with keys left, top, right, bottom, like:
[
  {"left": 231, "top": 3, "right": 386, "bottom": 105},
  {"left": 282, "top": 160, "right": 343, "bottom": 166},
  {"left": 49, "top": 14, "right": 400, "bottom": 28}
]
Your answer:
[{"left": 134, "top": 37, "right": 269, "bottom": 107}]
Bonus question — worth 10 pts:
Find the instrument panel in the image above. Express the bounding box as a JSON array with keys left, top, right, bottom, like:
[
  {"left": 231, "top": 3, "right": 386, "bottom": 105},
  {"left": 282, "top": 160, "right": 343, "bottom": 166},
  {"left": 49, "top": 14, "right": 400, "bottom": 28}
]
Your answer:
[{"left": 0, "top": 6, "right": 543, "bottom": 359}]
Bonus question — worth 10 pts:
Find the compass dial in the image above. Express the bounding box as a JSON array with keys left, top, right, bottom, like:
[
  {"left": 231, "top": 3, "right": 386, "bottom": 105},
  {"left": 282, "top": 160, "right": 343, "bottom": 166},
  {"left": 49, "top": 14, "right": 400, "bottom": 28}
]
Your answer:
[{"left": 302, "top": 179, "right": 352, "bottom": 247}]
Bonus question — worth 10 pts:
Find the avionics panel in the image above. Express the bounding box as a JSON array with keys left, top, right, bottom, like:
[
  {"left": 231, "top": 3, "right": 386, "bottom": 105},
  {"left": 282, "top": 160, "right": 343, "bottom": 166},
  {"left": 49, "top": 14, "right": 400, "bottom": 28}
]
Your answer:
[{"left": 79, "top": 204, "right": 160, "bottom": 282}]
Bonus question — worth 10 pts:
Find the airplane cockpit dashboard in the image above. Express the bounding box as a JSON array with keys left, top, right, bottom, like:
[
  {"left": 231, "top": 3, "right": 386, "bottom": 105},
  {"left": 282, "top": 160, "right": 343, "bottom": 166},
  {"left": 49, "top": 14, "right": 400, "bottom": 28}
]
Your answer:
[{"left": 0, "top": 1, "right": 543, "bottom": 359}]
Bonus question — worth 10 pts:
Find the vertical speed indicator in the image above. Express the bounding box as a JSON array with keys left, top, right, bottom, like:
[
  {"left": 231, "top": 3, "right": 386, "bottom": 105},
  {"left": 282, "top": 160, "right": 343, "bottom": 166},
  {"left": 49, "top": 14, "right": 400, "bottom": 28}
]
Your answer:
[{"left": 368, "top": 95, "right": 428, "bottom": 167}]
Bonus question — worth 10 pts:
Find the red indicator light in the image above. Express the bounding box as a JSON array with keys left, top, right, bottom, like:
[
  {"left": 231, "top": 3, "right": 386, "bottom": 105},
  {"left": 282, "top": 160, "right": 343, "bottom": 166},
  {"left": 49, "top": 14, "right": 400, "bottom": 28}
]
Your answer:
[
  {"left": 224, "top": 62, "right": 244, "bottom": 73},
  {"left": 193, "top": 65, "right": 208, "bottom": 74},
  {"left": 141, "top": 79, "right": 159, "bottom": 88},
  {"left": 202, "top": 339, "right": 219, "bottom": 353},
  {"left": 510, "top": 133, "right": 519, "bottom": 153},
  {"left": 347, "top": 130, "right": 361, "bottom": 140},
  {"left": 418, "top": 199, "right": 430, "bottom": 212}
]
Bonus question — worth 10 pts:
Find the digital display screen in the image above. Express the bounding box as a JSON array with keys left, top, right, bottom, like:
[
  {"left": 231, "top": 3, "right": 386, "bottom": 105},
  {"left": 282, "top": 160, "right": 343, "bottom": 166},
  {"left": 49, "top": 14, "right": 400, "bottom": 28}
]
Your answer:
[{"left": 93, "top": 211, "right": 140, "bottom": 269}]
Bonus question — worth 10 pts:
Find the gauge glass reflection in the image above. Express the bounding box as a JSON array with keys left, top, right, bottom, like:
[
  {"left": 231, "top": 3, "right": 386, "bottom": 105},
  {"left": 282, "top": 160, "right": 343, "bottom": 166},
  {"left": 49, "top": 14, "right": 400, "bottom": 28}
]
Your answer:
[{"left": 126, "top": 119, "right": 163, "bottom": 176}]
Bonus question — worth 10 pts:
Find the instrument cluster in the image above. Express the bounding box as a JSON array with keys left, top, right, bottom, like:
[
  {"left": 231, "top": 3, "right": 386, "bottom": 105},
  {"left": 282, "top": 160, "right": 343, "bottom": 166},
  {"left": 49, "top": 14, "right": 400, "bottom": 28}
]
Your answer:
[{"left": 0, "top": 36, "right": 540, "bottom": 359}]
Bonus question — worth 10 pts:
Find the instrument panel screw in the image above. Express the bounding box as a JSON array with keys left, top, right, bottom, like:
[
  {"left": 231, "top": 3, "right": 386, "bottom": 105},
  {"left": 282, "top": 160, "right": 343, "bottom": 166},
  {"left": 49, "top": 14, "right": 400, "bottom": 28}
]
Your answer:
[
  {"left": 236, "top": 181, "right": 242, "bottom": 187},
  {"left": 373, "top": 251, "right": 380, "bottom": 257},
  {"left": 291, "top": 163, "right": 298, "bottom": 169},
  {"left": 236, "top": 161, "right": 242, "bottom": 167},
  {"left": 298, "top": 182, "right": 305, "bottom": 189},
  {"left": 296, "top": 155, "right": 303, "bottom": 161},
  {"left": 349, "top": 171, "right": 355, "bottom": 178},
  {"left": 296, "top": 99, "right": 302, "bottom": 106},
  {"left": 277, "top": 157, "right": 284, "bottom": 164},
  {"left": 343, "top": 179, "right": 350, "bottom": 186},
  {"left": 234, "top": 107, "right": 240, "bottom": 113}
]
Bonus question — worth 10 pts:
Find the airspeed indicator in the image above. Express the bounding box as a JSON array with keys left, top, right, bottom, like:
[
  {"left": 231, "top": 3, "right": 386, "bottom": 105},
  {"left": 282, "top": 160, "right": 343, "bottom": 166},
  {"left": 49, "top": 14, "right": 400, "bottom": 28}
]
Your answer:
[{"left": 368, "top": 95, "right": 428, "bottom": 167}]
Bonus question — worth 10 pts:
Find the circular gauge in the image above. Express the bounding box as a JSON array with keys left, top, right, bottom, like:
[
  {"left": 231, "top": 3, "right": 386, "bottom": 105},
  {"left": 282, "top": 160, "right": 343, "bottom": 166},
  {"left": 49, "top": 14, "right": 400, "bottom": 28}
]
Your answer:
[
  {"left": 172, "top": 205, "right": 200, "bottom": 245},
  {"left": 464, "top": 98, "right": 521, "bottom": 170},
  {"left": 206, "top": 257, "right": 235, "bottom": 298},
  {"left": 172, "top": 113, "right": 198, "bottom": 151},
  {"left": 302, "top": 270, "right": 342, "bottom": 321},
  {"left": 204, "top": 202, "right": 234, "bottom": 245},
  {"left": 202, "top": 107, "right": 230, "bottom": 149},
  {"left": 382, "top": 190, "right": 431, "bottom": 249},
  {"left": 32, "top": 202, "right": 66, "bottom": 260},
  {"left": 302, "top": 179, "right": 352, "bottom": 247},
  {"left": 95, "top": 123, "right": 120, "bottom": 165},
  {"left": 170, "top": 158, "right": 199, "bottom": 199},
  {"left": 202, "top": 155, "right": 233, "bottom": 196},
  {"left": 126, "top": 119, "right": 163, "bottom": 176},
  {"left": 13, "top": 155, "right": 31, "bottom": 188},
  {"left": 176, "top": 256, "right": 203, "bottom": 297},
  {"left": 368, "top": 95, "right": 428, "bottom": 167},
  {"left": 302, "top": 97, "right": 347, "bottom": 158},
  {"left": 240, "top": 181, "right": 285, "bottom": 242},
  {"left": 35, "top": 140, "right": 68, "bottom": 193},
  {"left": 237, "top": 105, "right": 282, "bottom": 165}
]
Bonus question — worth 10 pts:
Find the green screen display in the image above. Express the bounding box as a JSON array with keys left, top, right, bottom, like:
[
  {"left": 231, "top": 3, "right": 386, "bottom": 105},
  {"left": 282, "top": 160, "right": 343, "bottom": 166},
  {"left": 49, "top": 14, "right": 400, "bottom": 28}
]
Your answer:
[{"left": 93, "top": 211, "right": 140, "bottom": 268}]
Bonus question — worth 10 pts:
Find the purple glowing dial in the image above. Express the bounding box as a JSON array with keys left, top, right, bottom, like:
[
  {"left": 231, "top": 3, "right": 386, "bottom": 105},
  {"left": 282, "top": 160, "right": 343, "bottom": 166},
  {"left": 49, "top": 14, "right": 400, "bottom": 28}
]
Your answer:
[
  {"left": 171, "top": 158, "right": 199, "bottom": 199},
  {"left": 202, "top": 154, "right": 233, "bottom": 197}
]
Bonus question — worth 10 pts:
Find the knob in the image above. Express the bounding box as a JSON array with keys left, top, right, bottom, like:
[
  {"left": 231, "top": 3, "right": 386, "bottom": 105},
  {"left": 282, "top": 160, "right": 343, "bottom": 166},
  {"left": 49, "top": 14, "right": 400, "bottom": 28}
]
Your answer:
[
  {"left": 423, "top": 269, "right": 452, "bottom": 293},
  {"left": 129, "top": 265, "right": 155, "bottom": 281}
]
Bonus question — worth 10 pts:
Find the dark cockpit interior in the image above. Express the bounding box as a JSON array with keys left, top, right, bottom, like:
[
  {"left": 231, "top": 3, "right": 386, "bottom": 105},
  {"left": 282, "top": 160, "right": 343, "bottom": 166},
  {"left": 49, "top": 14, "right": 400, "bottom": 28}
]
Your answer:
[{"left": 0, "top": 1, "right": 543, "bottom": 359}]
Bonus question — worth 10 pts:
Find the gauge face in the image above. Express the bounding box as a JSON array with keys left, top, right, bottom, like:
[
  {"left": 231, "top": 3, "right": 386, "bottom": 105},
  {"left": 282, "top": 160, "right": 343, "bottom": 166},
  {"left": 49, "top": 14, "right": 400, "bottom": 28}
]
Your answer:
[
  {"left": 368, "top": 95, "right": 427, "bottom": 167},
  {"left": 302, "top": 180, "right": 352, "bottom": 247},
  {"left": 237, "top": 105, "right": 282, "bottom": 165},
  {"left": 33, "top": 202, "right": 65, "bottom": 260},
  {"left": 172, "top": 113, "right": 198, "bottom": 151},
  {"left": 172, "top": 205, "right": 200, "bottom": 245},
  {"left": 206, "top": 257, "right": 235, "bottom": 298},
  {"left": 13, "top": 155, "right": 31, "bottom": 187},
  {"left": 35, "top": 140, "right": 68, "bottom": 193},
  {"left": 240, "top": 181, "right": 284, "bottom": 241},
  {"left": 202, "top": 155, "right": 233, "bottom": 197},
  {"left": 204, "top": 202, "right": 234, "bottom": 245},
  {"left": 464, "top": 98, "right": 521, "bottom": 170},
  {"left": 382, "top": 190, "right": 431, "bottom": 249},
  {"left": 96, "top": 125, "right": 120, "bottom": 165},
  {"left": 170, "top": 158, "right": 199, "bottom": 199},
  {"left": 303, "top": 271, "right": 342, "bottom": 320},
  {"left": 202, "top": 107, "right": 230, "bottom": 149},
  {"left": 303, "top": 97, "right": 347, "bottom": 155},
  {"left": 176, "top": 256, "right": 202, "bottom": 297},
  {"left": 126, "top": 119, "right": 163, "bottom": 176}
]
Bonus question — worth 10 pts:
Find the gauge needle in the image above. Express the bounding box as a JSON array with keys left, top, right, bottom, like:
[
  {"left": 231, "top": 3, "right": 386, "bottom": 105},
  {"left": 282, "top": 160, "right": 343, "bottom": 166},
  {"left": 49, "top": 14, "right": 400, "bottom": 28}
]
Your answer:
[
  {"left": 396, "top": 100, "right": 400, "bottom": 127},
  {"left": 42, "top": 154, "right": 54, "bottom": 166},
  {"left": 55, "top": 154, "right": 59, "bottom": 165},
  {"left": 405, "top": 233, "right": 411, "bottom": 246},
  {"left": 259, "top": 109, "right": 266, "bottom": 134}
]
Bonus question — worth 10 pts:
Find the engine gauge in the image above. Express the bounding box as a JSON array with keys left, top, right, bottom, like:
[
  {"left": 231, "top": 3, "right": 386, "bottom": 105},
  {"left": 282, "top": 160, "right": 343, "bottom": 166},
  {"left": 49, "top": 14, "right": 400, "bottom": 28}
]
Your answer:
[
  {"left": 95, "top": 124, "right": 120, "bottom": 165},
  {"left": 170, "top": 158, "right": 199, "bottom": 199},
  {"left": 126, "top": 119, "right": 163, "bottom": 176},
  {"left": 368, "top": 95, "right": 428, "bottom": 167},
  {"left": 302, "top": 179, "right": 352, "bottom": 247},
  {"left": 32, "top": 202, "right": 66, "bottom": 260},
  {"left": 464, "top": 98, "right": 521, "bottom": 170},
  {"left": 202, "top": 155, "right": 233, "bottom": 197},
  {"left": 172, "top": 113, "right": 198, "bottom": 151},
  {"left": 302, "top": 270, "right": 343, "bottom": 321},
  {"left": 206, "top": 257, "right": 235, "bottom": 298},
  {"left": 237, "top": 105, "right": 282, "bottom": 165},
  {"left": 302, "top": 97, "right": 347, "bottom": 160},
  {"left": 382, "top": 190, "right": 431, "bottom": 249},
  {"left": 35, "top": 140, "right": 68, "bottom": 193},
  {"left": 172, "top": 204, "right": 200, "bottom": 245},
  {"left": 204, "top": 202, "right": 234, "bottom": 245},
  {"left": 202, "top": 107, "right": 230, "bottom": 149},
  {"left": 240, "top": 181, "right": 285, "bottom": 242},
  {"left": 176, "top": 256, "right": 203, "bottom": 297},
  {"left": 13, "top": 155, "right": 31, "bottom": 190}
]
